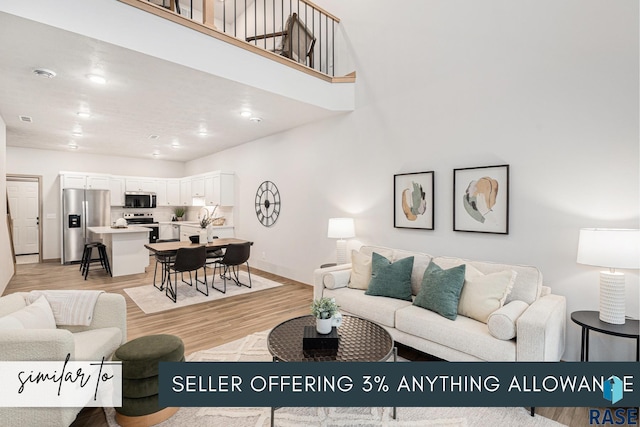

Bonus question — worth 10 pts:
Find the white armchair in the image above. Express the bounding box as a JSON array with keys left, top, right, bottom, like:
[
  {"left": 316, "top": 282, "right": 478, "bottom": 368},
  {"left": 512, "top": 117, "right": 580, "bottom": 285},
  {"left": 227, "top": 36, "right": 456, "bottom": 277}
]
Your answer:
[{"left": 0, "top": 291, "right": 127, "bottom": 426}]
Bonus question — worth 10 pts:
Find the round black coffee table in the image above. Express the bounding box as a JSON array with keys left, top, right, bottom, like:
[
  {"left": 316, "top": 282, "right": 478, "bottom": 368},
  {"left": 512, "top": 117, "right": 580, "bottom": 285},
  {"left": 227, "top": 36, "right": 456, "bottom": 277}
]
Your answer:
[
  {"left": 268, "top": 314, "right": 396, "bottom": 362},
  {"left": 267, "top": 315, "right": 397, "bottom": 426}
]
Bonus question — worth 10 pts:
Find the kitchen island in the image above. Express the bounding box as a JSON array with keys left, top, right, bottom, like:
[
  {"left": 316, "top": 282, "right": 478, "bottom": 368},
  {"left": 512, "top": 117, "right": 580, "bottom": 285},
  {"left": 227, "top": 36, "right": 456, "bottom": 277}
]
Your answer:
[{"left": 88, "top": 226, "right": 150, "bottom": 277}]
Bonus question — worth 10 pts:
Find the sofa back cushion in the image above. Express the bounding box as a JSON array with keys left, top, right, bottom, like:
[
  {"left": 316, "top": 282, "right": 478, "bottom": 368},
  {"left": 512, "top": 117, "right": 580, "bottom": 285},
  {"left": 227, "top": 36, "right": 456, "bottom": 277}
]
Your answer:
[
  {"left": 360, "top": 246, "right": 432, "bottom": 295},
  {"left": 0, "top": 293, "right": 28, "bottom": 318},
  {"left": 433, "top": 256, "right": 542, "bottom": 305}
]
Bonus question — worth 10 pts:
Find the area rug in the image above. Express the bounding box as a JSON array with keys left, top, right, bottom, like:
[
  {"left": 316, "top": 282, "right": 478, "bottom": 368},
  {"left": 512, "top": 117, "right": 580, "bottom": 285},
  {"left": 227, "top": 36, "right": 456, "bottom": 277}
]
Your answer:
[
  {"left": 123, "top": 272, "right": 282, "bottom": 314},
  {"left": 105, "top": 331, "right": 566, "bottom": 427}
]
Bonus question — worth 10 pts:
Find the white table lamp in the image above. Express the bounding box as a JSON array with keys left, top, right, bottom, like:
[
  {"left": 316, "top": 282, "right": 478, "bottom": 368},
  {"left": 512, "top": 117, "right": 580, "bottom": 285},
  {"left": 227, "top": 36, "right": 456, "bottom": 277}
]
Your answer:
[
  {"left": 328, "top": 218, "right": 355, "bottom": 265},
  {"left": 577, "top": 228, "right": 640, "bottom": 324}
]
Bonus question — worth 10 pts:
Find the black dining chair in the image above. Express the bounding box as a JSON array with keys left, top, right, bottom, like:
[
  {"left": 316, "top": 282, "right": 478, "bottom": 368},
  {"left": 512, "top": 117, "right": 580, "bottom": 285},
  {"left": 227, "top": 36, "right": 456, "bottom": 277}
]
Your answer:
[
  {"left": 166, "top": 245, "right": 207, "bottom": 303},
  {"left": 211, "top": 242, "right": 253, "bottom": 294}
]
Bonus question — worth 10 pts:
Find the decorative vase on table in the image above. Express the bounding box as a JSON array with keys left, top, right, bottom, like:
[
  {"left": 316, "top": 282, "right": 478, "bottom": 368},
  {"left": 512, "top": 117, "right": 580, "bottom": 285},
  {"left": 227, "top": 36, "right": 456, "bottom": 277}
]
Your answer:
[
  {"left": 207, "top": 226, "right": 216, "bottom": 243},
  {"left": 315, "top": 313, "right": 343, "bottom": 334},
  {"left": 199, "top": 228, "right": 208, "bottom": 244}
]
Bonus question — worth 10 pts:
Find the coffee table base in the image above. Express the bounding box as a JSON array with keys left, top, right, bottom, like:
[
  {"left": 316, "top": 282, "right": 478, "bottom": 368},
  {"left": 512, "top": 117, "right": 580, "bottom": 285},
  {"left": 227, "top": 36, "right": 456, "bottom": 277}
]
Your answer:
[{"left": 270, "top": 346, "right": 398, "bottom": 427}]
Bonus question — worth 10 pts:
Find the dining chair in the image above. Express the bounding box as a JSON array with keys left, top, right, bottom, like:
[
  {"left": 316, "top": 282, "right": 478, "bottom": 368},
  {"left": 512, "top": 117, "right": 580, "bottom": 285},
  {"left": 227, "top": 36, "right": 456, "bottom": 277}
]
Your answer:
[
  {"left": 210, "top": 242, "right": 253, "bottom": 294},
  {"left": 153, "top": 253, "right": 174, "bottom": 291},
  {"left": 166, "top": 245, "right": 207, "bottom": 303}
]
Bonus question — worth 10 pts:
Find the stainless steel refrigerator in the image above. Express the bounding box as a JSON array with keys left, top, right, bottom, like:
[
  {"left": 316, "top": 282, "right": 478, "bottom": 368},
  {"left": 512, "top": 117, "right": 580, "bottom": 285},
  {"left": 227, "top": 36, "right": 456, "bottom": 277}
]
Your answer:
[{"left": 62, "top": 188, "right": 111, "bottom": 264}]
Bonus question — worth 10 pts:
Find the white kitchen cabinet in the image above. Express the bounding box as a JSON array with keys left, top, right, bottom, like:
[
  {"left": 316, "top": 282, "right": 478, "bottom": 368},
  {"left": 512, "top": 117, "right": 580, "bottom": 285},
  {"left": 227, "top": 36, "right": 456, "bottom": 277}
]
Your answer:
[
  {"left": 179, "top": 178, "right": 192, "bottom": 206},
  {"left": 155, "top": 179, "right": 167, "bottom": 206},
  {"left": 191, "top": 176, "right": 205, "bottom": 198},
  {"left": 159, "top": 223, "right": 180, "bottom": 241},
  {"left": 204, "top": 172, "right": 234, "bottom": 206},
  {"left": 109, "top": 177, "right": 125, "bottom": 206},
  {"left": 165, "top": 179, "right": 181, "bottom": 206},
  {"left": 125, "top": 178, "right": 157, "bottom": 193},
  {"left": 86, "top": 175, "right": 110, "bottom": 190},
  {"left": 60, "top": 174, "right": 87, "bottom": 189}
]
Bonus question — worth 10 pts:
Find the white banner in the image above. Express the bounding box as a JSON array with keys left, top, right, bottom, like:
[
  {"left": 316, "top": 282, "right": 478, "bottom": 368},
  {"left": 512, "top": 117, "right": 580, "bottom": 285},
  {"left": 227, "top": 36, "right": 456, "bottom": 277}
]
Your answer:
[{"left": 0, "top": 357, "right": 122, "bottom": 407}]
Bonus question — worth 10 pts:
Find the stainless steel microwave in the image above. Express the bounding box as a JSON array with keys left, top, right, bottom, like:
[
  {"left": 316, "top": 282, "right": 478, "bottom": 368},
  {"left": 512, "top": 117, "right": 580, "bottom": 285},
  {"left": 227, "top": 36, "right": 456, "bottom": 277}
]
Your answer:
[{"left": 123, "top": 192, "right": 157, "bottom": 208}]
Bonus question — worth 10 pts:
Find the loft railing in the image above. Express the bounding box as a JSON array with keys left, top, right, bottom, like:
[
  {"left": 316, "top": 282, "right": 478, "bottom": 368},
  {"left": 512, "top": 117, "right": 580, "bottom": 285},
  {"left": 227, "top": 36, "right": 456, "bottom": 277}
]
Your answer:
[{"left": 145, "top": 0, "right": 340, "bottom": 77}]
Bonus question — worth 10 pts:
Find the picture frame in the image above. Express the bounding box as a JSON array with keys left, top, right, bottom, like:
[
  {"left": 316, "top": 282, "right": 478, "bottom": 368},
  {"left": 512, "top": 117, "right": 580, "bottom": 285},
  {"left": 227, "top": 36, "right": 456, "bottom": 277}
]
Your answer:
[
  {"left": 453, "top": 164, "right": 509, "bottom": 234},
  {"left": 394, "top": 171, "right": 434, "bottom": 230}
]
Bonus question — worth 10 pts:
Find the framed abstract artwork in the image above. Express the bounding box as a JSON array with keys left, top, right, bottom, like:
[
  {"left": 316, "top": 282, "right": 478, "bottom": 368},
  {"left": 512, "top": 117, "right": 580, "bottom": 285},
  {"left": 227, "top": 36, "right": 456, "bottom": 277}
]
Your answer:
[
  {"left": 453, "top": 164, "right": 509, "bottom": 234},
  {"left": 394, "top": 171, "right": 434, "bottom": 230}
]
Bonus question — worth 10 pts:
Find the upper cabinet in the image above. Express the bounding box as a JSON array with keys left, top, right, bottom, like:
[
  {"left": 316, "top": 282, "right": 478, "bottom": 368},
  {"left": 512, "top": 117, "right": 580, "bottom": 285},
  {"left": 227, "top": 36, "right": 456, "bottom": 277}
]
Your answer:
[
  {"left": 165, "top": 179, "right": 181, "bottom": 206},
  {"left": 109, "top": 177, "right": 125, "bottom": 206},
  {"left": 125, "top": 178, "right": 157, "bottom": 193},
  {"left": 179, "top": 178, "right": 192, "bottom": 206},
  {"left": 60, "top": 173, "right": 109, "bottom": 190},
  {"left": 205, "top": 172, "right": 234, "bottom": 206},
  {"left": 191, "top": 176, "right": 205, "bottom": 198},
  {"left": 60, "top": 171, "right": 234, "bottom": 207}
]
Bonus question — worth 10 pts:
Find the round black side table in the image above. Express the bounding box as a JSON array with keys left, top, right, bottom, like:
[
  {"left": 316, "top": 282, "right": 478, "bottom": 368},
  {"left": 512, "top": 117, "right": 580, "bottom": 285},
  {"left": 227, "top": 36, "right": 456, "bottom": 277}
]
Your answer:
[{"left": 571, "top": 311, "right": 639, "bottom": 362}]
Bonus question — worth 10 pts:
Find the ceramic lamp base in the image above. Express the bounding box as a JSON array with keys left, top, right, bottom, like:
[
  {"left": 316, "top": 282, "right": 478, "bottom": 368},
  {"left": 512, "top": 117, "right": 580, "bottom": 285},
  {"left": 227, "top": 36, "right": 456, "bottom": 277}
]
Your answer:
[
  {"left": 599, "top": 271, "right": 626, "bottom": 324},
  {"left": 336, "top": 239, "right": 347, "bottom": 265}
]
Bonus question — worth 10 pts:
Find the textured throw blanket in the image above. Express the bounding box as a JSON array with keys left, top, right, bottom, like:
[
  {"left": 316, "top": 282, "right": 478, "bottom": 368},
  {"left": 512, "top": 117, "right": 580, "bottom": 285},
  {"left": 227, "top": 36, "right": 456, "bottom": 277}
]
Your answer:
[{"left": 28, "top": 290, "right": 104, "bottom": 326}]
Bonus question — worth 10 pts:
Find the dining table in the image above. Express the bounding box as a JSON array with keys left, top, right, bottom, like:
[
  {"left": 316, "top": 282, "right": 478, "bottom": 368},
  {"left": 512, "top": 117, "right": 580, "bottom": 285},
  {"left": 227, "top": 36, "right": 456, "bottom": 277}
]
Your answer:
[
  {"left": 145, "top": 238, "right": 253, "bottom": 294},
  {"left": 144, "top": 238, "right": 251, "bottom": 256}
]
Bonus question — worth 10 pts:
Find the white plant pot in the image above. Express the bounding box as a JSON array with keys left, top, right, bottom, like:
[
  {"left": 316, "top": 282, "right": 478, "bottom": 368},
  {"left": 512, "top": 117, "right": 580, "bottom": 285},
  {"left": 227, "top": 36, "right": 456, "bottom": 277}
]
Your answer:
[{"left": 316, "top": 318, "right": 333, "bottom": 335}]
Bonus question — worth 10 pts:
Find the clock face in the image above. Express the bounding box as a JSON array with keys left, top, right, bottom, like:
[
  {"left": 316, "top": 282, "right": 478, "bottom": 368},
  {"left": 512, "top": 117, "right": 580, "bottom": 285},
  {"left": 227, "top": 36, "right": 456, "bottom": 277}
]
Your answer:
[{"left": 255, "top": 181, "right": 281, "bottom": 227}]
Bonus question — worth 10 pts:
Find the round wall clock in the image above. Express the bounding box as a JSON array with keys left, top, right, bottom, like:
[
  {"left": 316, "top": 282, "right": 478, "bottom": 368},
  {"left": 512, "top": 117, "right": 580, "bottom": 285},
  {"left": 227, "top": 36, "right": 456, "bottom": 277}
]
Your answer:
[{"left": 255, "top": 181, "right": 281, "bottom": 227}]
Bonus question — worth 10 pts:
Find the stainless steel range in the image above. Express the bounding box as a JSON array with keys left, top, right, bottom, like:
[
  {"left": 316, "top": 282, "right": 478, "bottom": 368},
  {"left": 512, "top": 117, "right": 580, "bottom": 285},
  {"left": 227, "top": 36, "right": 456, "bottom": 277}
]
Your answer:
[{"left": 123, "top": 213, "right": 159, "bottom": 243}]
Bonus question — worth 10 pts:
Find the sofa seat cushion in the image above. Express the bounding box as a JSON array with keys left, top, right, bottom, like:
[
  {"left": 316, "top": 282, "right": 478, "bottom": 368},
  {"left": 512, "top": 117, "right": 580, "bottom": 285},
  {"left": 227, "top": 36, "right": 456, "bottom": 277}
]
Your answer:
[
  {"left": 324, "top": 288, "right": 412, "bottom": 328},
  {"left": 73, "top": 327, "right": 123, "bottom": 361},
  {"left": 395, "top": 305, "right": 516, "bottom": 361}
]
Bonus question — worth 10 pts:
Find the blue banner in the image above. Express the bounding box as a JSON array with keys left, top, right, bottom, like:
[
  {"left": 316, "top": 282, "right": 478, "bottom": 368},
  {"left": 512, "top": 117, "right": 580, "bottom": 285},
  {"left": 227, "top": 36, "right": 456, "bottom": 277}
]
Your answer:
[{"left": 158, "top": 361, "right": 639, "bottom": 408}]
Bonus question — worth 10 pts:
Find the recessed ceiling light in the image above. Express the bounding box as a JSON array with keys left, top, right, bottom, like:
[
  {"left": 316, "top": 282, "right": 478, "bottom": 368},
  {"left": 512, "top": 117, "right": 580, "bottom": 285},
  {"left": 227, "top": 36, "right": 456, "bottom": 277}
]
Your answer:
[
  {"left": 19, "top": 115, "right": 33, "bottom": 123},
  {"left": 198, "top": 131, "right": 208, "bottom": 136},
  {"left": 171, "top": 142, "right": 180, "bottom": 148},
  {"left": 249, "top": 117, "right": 262, "bottom": 123},
  {"left": 148, "top": 134, "right": 160, "bottom": 140},
  {"left": 33, "top": 68, "right": 56, "bottom": 78},
  {"left": 77, "top": 111, "right": 91, "bottom": 118},
  {"left": 152, "top": 152, "right": 160, "bottom": 158},
  {"left": 72, "top": 131, "right": 83, "bottom": 137},
  {"left": 240, "top": 111, "right": 252, "bottom": 118},
  {"left": 86, "top": 74, "right": 107, "bottom": 84},
  {"left": 68, "top": 143, "right": 78, "bottom": 150}
]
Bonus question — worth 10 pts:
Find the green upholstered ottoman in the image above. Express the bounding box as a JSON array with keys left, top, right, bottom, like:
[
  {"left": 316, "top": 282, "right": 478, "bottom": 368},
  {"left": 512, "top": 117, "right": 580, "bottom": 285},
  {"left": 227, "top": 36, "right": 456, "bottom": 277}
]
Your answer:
[{"left": 113, "top": 334, "right": 184, "bottom": 426}]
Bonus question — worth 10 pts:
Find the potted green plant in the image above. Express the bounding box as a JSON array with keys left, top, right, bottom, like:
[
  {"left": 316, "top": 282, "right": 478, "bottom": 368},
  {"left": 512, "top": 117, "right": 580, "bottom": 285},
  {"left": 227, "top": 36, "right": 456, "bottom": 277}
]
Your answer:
[
  {"left": 173, "top": 207, "right": 186, "bottom": 221},
  {"left": 311, "top": 297, "right": 342, "bottom": 334}
]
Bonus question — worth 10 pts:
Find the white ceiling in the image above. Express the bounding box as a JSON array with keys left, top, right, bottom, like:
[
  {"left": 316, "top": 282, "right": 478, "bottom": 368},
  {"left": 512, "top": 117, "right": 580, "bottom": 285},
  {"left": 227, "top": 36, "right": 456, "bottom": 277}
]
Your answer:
[{"left": 0, "top": 10, "right": 343, "bottom": 162}]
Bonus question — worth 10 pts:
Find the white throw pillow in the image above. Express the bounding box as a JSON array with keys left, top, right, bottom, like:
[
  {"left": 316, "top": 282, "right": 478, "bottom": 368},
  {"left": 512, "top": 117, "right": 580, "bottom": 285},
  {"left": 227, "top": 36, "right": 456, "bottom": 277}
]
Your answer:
[
  {"left": 487, "top": 300, "right": 530, "bottom": 340},
  {"left": 458, "top": 268, "right": 517, "bottom": 323},
  {"left": 0, "top": 295, "right": 57, "bottom": 330},
  {"left": 348, "top": 250, "right": 372, "bottom": 289}
]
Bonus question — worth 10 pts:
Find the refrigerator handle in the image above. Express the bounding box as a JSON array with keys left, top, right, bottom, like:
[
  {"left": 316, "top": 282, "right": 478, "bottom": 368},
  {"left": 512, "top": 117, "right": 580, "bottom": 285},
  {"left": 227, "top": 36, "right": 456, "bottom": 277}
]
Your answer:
[{"left": 82, "top": 200, "right": 86, "bottom": 239}]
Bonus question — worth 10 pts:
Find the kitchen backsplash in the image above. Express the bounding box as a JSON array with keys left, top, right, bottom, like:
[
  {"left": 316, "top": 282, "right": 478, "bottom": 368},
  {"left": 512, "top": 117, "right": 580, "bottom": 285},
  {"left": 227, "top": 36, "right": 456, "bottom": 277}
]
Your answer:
[{"left": 110, "top": 205, "right": 233, "bottom": 225}]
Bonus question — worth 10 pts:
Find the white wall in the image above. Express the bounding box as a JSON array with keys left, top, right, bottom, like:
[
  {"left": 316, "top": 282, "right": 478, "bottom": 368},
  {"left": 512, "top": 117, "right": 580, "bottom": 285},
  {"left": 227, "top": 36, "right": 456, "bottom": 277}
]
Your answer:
[
  {"left": 0, "top": 115, "right": 15, "bottom": 295},
  {"left": 186, "top": 0, "right": 640, "bottom": 361},
  {"left": 6, "top": 147, "right": 184, "bottom": 260}
]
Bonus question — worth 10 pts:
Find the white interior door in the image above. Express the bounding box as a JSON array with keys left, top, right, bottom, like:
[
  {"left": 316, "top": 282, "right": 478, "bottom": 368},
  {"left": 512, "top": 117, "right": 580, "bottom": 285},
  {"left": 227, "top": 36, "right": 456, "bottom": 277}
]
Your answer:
[{"left": 7, "top": 180, "right": 39, "bottom": 255}]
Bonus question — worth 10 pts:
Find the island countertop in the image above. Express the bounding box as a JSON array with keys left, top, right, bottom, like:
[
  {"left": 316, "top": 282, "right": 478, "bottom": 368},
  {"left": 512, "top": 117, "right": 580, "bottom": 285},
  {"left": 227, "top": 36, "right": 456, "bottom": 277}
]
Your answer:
[{"left": 88, "top": 226, "right": 152, "bottom": 234}]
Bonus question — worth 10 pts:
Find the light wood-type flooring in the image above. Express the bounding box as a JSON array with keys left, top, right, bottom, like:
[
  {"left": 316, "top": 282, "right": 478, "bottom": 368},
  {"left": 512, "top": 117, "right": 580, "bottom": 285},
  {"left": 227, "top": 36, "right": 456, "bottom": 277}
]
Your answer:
[{"left": 5, "top": 259, "right": 600, "bottom": 427}]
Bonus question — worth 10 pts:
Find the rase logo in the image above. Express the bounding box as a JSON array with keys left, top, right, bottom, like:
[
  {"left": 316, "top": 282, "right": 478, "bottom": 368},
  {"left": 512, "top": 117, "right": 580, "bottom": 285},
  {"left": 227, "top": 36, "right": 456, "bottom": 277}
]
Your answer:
[
  {"left": 603, "top": 376, "right": 623, "bottom": 404},
  {"left": 589, "top": 376, "right": 637, "bottom": 425}
]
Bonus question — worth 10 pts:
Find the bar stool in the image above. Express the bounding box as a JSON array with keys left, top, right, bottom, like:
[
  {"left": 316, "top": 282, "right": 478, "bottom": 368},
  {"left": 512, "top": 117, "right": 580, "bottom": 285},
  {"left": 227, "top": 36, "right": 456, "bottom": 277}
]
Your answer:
[{"left": 80, "top": 242, "right": 112, "bottom": 279}]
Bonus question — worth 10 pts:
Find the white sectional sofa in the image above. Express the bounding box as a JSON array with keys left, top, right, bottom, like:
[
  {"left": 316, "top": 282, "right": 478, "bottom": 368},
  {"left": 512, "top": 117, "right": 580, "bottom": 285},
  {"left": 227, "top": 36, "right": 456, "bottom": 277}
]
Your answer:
[{"left": 314, "top": 245, "right": 566, "bottom": 362}]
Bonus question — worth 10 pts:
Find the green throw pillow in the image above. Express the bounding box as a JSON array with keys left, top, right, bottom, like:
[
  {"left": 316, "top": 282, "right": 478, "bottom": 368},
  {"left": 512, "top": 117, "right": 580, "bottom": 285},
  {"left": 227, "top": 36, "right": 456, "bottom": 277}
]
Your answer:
[
  {"left": 413, "top": 262, "right": 466, "bottom": 320},
  {"left": 364, "top": 252, "right": 414, "bottom": 301}
]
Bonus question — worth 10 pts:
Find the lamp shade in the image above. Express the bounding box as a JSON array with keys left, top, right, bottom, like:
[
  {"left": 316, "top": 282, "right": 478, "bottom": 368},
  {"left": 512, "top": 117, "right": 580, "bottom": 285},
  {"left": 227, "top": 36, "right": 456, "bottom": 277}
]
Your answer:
[
  {"left": 327, "top": 218, "right": 355, "bottom": 239},
  {"left": 577, "top": 228, "right": 640, "bottom": 269}
]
